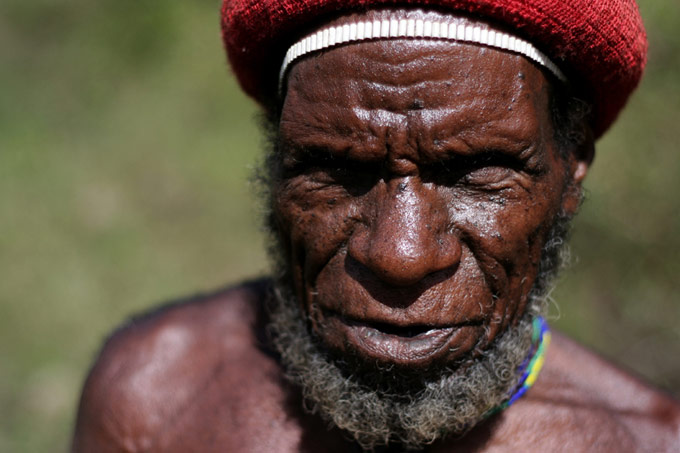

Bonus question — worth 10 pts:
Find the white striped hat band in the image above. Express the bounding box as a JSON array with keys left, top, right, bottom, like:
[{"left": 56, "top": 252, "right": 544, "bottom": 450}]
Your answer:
[{"left": 279, "top": 16, "right": 566, "bottom": 92}]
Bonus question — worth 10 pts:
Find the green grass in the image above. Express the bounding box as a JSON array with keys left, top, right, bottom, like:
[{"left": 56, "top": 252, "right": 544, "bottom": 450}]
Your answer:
[{"left": 1, "top": 1, "right": 679, "bottom": 451}]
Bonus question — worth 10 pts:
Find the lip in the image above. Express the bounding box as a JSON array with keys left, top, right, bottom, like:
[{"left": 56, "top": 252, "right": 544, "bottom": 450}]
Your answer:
[{"left": 324, "top": 313, "right": 481, "bottom": 367}]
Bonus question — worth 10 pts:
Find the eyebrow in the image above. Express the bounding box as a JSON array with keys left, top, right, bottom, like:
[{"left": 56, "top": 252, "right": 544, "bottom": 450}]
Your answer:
[{"left": 281, "top": 101, "right": 540, "bottom": 164}]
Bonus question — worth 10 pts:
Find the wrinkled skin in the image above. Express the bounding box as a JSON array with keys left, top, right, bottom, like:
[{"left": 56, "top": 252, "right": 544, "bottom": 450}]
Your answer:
[
  {"left": 72, "top": 10, "right": 680, "bottom": 453},
  {"left": 275, "top": 33, "right": 584, "bottom": 370}
]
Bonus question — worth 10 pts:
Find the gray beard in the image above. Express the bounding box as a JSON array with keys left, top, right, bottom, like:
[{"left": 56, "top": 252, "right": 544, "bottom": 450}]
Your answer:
[
  {"left": 265, "top": 210, "right": 571, "bottom": 451},
  {"left": 257, "top": 111, "right": 575, "bottom": 449},
  {"left": 268, "top": 287, "right": 535, "bottom": 451}
]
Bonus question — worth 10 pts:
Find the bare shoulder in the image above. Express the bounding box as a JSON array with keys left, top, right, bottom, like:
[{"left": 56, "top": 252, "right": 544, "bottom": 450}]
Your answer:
[
  {"left": 475, "top": 331, "right": 680, "bottom": 452},
  {"left": 72, "top": 279, "right": 307, "bottom": 452},
  {"left": 549, "top": 332, "right": 680, "bottom": 426}
]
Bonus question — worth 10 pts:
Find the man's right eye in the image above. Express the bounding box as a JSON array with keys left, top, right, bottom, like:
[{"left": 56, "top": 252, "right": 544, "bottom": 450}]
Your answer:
[{"left": 291, "top": 157, "right": 379, "bottom": 197}]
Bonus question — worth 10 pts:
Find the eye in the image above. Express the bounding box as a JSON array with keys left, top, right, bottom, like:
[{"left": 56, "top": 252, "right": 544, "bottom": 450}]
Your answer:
[
  {"left": 282, "top": 150, "right": 334, "bottom": 176},
  {"left": 462, "top": 152, "right": 525, "bottom": 188},
  {"left": 285, "top": 151, "right": 380, "bottom": 197},
  {"left": 462, "top": 166, "right": 515, "bottom": 187},
  {"left": 422, "top": 151, "right": 526, "bottom": 190},
  {"left": 323, "top": 160, "right": 380, "bottom": 196}
]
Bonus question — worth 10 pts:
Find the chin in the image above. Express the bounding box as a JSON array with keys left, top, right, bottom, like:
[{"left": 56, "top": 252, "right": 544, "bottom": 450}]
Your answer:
[{"left": 267, "top": 281, "right": 540, "bottom": 450}]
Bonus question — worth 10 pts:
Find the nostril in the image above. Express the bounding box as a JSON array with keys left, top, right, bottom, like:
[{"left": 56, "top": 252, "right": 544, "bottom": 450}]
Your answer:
[
  {"left": 369, "top": 252, "right": 434, "bottom": 287},
  {"left": 344, "top": 253, "right": 458, "bottom": 309},
  {"left": 348, "top": 226, "right": 462, "bottom": 288},
  {"left": 347, "top": 184, "right": 462, "bottom": 287}
]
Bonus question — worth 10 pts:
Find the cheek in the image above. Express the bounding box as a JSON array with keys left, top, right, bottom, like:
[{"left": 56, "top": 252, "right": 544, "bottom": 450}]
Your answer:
[
  {"left": 452, "top": 189, "right": 559, "bottom": 262},
  {"left": 449, "top": 188, "right": 562, "bottom": 322},
  {"left": 274, "top": 185, "right": 360, "bottom": 285}
]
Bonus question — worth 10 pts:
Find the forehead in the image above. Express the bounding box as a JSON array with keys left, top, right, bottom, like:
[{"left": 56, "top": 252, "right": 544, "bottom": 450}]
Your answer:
[{"left": 280, "top": 39, "right": 553, "bottom": 156}]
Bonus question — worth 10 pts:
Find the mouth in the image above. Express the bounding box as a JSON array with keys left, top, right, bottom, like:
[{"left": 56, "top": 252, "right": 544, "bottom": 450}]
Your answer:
[
  {"left": 323, "top": 311, "right": 482, "bottom": 367},
  {"left": 353, "top": 320, "right": 446, "bottom": 338}
]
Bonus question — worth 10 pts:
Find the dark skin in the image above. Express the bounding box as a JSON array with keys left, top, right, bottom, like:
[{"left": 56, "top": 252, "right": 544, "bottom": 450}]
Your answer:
[
  {"left": 277, "top": 36, "right": 576, "bottom": 370},
  {"left": 73, "top": 11, "right": 680, "bottom": 452}
]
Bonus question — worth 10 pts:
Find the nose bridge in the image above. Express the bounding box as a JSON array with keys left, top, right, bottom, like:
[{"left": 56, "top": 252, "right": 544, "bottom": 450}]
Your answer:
[
  {"left": 349, "top": 177, "right": 461, "bottom": 286},
  {"left": 378, "top": 179, "right": 430, "bottom": 258},
  {"left": 385, "top": 112, "right": 419, "bottom": 167}
]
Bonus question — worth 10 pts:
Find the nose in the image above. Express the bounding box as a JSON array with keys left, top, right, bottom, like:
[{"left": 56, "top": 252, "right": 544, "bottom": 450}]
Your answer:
[{"left": 348, "top": 178, "right": 461, "bottom": 287}]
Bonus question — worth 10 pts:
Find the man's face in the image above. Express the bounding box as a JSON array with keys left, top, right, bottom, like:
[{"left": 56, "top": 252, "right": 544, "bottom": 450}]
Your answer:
[{"left": 274, "top": 32, "right": 582, "bottom": 370}]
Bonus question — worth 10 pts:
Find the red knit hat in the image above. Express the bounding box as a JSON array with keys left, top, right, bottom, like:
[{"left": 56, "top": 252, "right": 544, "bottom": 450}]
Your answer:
[{"left": 221, "top": 0, "right": 647, "bottom": 138}]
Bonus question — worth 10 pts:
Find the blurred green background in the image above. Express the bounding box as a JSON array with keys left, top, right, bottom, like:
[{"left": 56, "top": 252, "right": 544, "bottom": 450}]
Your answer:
[{"left": 1, "top": 1, "right": 678, "bottom": 451}]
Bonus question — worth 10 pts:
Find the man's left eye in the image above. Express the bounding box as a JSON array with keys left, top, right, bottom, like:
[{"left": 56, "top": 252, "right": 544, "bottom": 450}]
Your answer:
[
  {"left": 464, "top": 150, "right": 530, "bottom": 184},
  {"left": 424, "top": 151, "right": 524, "bottom": 189},
  {"left": 462, "top": 166, "right": 517, "bottom": 188}
]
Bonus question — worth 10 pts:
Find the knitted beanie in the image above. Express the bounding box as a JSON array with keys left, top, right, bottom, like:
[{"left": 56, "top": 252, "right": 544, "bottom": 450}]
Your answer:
[{"left": 221, "top": 0, "right": 647, "bottom": 138}]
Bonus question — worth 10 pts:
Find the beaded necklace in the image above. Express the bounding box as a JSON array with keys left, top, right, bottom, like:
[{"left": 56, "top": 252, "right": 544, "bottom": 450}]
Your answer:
[{"left": 484, "top": 316, "right": 551, "bottom": 418}]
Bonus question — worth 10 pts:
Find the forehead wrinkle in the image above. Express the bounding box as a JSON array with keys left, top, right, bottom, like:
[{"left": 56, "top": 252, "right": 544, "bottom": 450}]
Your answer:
[
  {"left": 357, "top": 80, "right": 459, "bottom": 112},
  {"left": 420, "top": 85, "right": 544, "bottom": 156},
  {"left": 351, "top": 43, "right": 466, "bottom": 85},
  {"left": 283, "top": 36, "right": 552, "bottom": 163},
  {"left": 426, "top": 102, "right": 542, "bottom": 152},
  {"left": 280, "top": 100, "right": 385, "bottom": 159},
  {"left": 346, "top": 95, "right": 540, "bottom": 161},
  {"left": 349, "top": 74, "right": 536, "bottom": 154},
  {"left": 286, "top": 90, "right": 541, "bottom": 163}
]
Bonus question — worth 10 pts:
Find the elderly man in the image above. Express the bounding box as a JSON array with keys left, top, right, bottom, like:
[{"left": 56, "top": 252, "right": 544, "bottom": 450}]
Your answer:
[{"left": 73, "top": 0, "right": 680, "bottom": 451}]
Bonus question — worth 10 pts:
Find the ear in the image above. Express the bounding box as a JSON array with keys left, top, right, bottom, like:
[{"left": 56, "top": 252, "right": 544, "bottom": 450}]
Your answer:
[{"left": 561, "top": 132, "right": 595, "bottom": 216}]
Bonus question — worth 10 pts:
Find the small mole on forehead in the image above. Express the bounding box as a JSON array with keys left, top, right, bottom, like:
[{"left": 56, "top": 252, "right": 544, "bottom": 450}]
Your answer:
[{"left": 410, "top": 99, "right": 425, "bottom": 110}]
